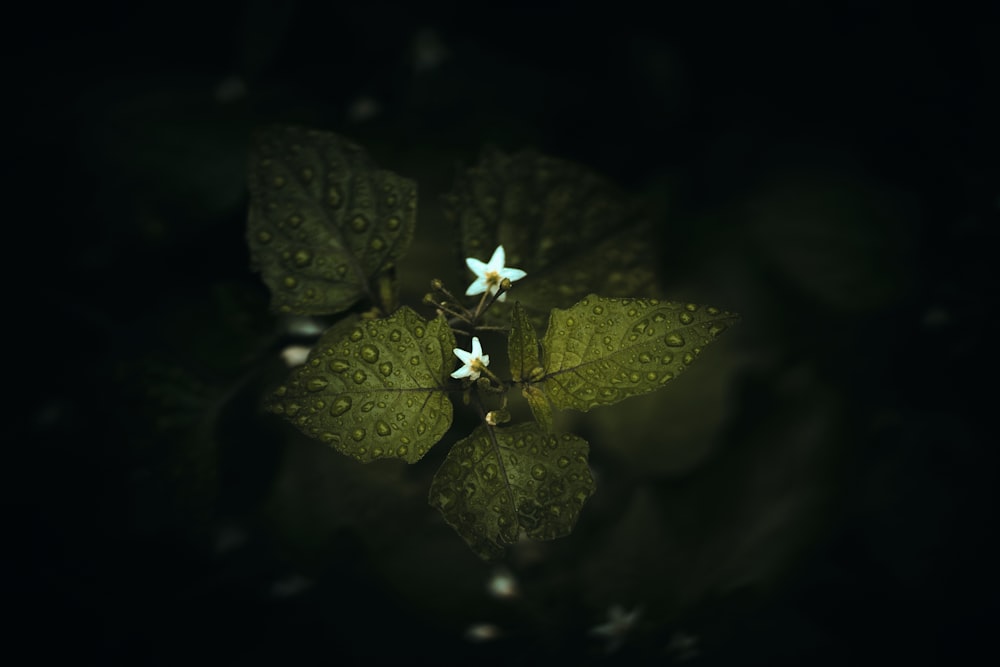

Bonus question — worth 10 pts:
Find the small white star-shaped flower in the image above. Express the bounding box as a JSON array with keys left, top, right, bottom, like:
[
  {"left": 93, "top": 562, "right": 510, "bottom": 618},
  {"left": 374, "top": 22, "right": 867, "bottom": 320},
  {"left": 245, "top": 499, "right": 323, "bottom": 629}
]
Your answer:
[
  {"left": 451, "top": 336, "right": 490, "bottom": 380},
  {"left": 465, "top": 245, "right": 527, "bottom": 302},
  {"left": 589, "top": 604, "right": 642, "bottom": 654}
]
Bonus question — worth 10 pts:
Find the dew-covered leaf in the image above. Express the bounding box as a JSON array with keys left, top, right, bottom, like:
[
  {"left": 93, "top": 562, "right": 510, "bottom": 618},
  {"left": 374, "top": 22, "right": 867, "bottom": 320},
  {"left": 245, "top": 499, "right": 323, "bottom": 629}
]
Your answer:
[
  {"left": 538, "top": 295, "right": 740, "bottom": 411},
  {"left": 247, "top": 125, "right": 417, "bottom": 315},
  {"left": 509, "top": 302, "right": 552, "bottom": 430},
  {"left": 443, "top": 148, "right": 660, "bottom": 329},
  {"left": 508, "top": 302, "right": 541, "bottom": 383},
  {"left": 266, "top": 307, "right": 455, "bottom": 463},
  {"left": 429, "top": 423, "right": 595, "bottom": 560},
  {"left": 522, "top": 385, "right": 554, "bottom": 434}
]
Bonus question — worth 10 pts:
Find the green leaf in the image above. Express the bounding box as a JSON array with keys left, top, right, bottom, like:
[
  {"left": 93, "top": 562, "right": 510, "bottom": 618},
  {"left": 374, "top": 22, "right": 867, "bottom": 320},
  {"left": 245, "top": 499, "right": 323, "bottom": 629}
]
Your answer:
[
  {"left": 444, "top": 148, "right": 661, "bottom": 329},
  {"left": 538, "top": 295, "right": 740, "bottom": 411},
  {"left": 266, "top": 307, "right": 455, "bottom": 463},
  {"left": 247, "top": 125, "right": 417, "bottom": 315},
  {"left": 508, "top": 302, "right": 552, "bottom": 430},
  {"left": 522, "top": 385, "right": 554, "bottom": 433},
  {"left": 429, "top": 423, "right": 595, "bottom": 560},
  {"left": 508, "top": 302, "right": 541, "bottom": 382}
]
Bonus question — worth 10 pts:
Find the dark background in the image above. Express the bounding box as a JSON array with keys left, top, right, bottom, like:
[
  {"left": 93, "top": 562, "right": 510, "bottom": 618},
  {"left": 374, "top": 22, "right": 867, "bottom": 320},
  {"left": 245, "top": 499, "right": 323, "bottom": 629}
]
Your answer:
[{"left": 13, "top": 2, "right": 998, "bottom": 664}]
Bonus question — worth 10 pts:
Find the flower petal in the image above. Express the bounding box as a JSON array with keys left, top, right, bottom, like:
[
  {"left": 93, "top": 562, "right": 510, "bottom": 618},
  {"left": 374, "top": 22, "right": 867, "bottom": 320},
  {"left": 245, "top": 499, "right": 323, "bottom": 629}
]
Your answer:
[
  {"left": 470, "top": 336, "right": 483, "bottom": 357},
  {"left": 453, "top": 348, "right": 474, "bottom": 364},
  {"left": 486, "top": 245, "right": 506, "bottom": 273},
  {"left": 465, "top": 257, "right": 488, "bottom": 276},
  {"left": 480, "top": 354, "right": 490, "bottom": 367},
  {"left": 465, "top": 277, "right": 488, "bottom": 296},
  {"left": 451, "top": 365, "right": 472, "bottom": 379},
  {"left": 499, "top": 267, "right": 527, "bottom": 282}
]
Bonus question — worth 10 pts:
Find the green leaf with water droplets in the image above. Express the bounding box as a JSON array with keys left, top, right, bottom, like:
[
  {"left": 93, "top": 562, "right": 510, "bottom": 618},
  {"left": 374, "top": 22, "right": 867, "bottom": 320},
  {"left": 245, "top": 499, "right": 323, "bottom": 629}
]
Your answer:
[
  {"left": 538, "top": 294, "right": 740, "bottom": 411},
  {"left": 444, "top": 148, "right": 660, "bottom": 329},
  {"left": 266, "top": 307, "right": 455, "bottom": 463},
  {"left": 429, "top": 422, "right": 595, "bottom": 560},
  {"left": 508, "top": 302, "right": 541, "bottom": 382},
  {"left": 247, "top": 125, "right": 417, "bottom": 315},
  {"left": 508, "top": 302, "right": 552, "bottom": 430}
]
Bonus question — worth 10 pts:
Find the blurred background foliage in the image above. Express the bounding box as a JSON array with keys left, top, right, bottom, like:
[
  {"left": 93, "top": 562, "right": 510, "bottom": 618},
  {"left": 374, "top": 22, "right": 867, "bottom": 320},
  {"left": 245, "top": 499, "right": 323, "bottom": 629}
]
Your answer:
[{"left": 13, "top": 1, "right": 997, "bottom": 664}]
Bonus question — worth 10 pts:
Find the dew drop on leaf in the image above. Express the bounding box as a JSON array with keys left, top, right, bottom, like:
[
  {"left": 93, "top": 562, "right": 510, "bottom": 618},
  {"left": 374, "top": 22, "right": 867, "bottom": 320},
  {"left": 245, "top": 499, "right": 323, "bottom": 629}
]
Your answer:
[
  {"left": 665, "top": 333, "right": 685, "bottom": 347},
  {"left": 306, "top": 377, "right": 329, "bottom": 392}
]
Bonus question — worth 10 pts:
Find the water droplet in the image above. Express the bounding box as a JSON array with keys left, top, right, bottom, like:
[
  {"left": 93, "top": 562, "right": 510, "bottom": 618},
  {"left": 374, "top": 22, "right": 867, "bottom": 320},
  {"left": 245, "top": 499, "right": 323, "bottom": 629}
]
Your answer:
[
  {"left": 386, "top": 216, "right": 401, "bottom": 231},
  {"left": 660, "top": 353, "right": 674, "bottom": 364},
  {"left": 256, "top": 230, "right": 272, "bottom": 244},
  {"left": 396, "top": 445, "right": 408, "bottom": 457},
  {"left": 660, "top": 372, "right": 674, "bottom": 383},
  {"left": 273, "top": 176, "right": 286, "bottom": 188},
  {"left": 293, "top": 249, "right": 312, "bottom": 267},
  {"left": 592, "top": 305, "right": 604, "bottom": 315},
  {"left": 306, "top": 377, "right": 328, "bottom": 392},
  {"left": 360, "top": 345, "right": 379, "bottom": 363},
  {"left": 331, "top": 396, "right": 352, "bottom": 416},
  {"left": 599, "top": 387, "right": 619, "bottom": 401},
  {"left": 379, "top": 362, "right": 393, "bottom": 376},
  {"left": 652, "top": 313, "right": 666, "bottom": 323},
  {"left": 413, "top": 325, "right": 425, "bottom": 338},
  {"left": 349, "top": 328, "right": 363, "bottom": 342},
  {"left": 286, "top": 214, "right": 302, "bottom": 228},
  {"left": 350, "top": 215, "right": 369, "bottom": 232},
  {"left": 370, "top": 236, "right": 385, "bottom": 251},
  {"left": 566, "top": 316, "right": 575, "bottom": 327},
  {"left": 629, "top": 372, "right": 641, "bottom": 383},
  {"left": 633, "top": 319, "right": 649, "bottom": 334},
  {"left": 646, "top": 371, "right": 658, "bottom": 382},
  {"left": 638, "top": 352, "right": 652, "bottom": 363},
  {"left": 360, "top": 401, "right": 375, "bottom": 412},
  {"left": 557, "top": 456, "right": 570, "bottom": 468},
  {"left": 409, "top": 355, "right": 420, "bottom": 366},
  {"left": 416, "top": 422, "right": 427, "bottom": 435},
  {"left": 329, "top": 360, "right": 350, "bottom": 373},
  {"left": 683, "top": 352, "right": 695, "bottom": 365},
  {"left": 530, "top": 464, "right": 547, "bottom": 480},
  {"left": 679, "top": 312, "right": 694, "bottom": 325},
  {"left": 389, "top": 329, "right": 402, "bottom": 342},
  {"left": 483, "top": 463, "right": 498, "bottom": 481},
  {"left": 707, "top": 306, "right": 721, "bottom": 315},
  {"left": 283, "top": 276, "right": 298, "bottom": 289},
  {"left": 665, "top": 333, "right": 685, "bottom": 347},
  {"left": 351, "top": 428, "right": 365, "bottom": 441},
  {"left": 376, "top": 421, "right": 391, "bottom": 437},
  {"left": 352, "top": 370, "right": 367, "bottom": 384},
  {"left": 685, "top": 303, "right": 698, "bottom": 312},
  {"left": 709, "top": 323, "right": 728, "bottom": 337}
]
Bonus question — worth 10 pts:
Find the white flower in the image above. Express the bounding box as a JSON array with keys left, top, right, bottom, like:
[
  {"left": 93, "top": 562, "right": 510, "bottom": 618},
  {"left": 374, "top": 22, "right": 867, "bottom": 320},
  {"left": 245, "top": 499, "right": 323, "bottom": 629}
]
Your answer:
[
  {"left": 464, "top": 245, "right": 527, "bottom": 302},
  {"left": 451, "top": 336, "right": 490, "bottom": 380}
]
